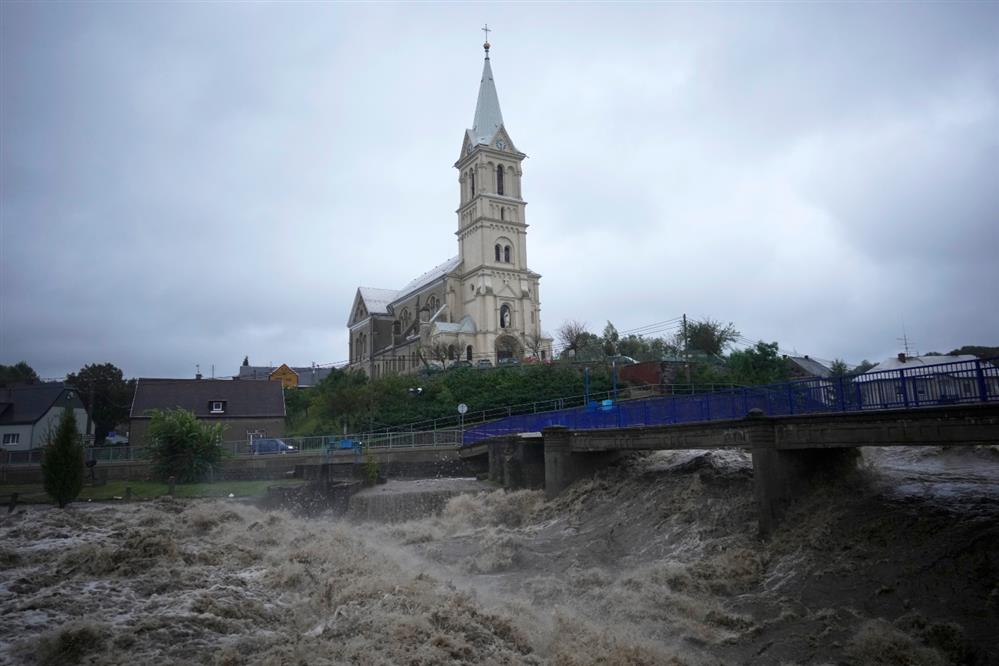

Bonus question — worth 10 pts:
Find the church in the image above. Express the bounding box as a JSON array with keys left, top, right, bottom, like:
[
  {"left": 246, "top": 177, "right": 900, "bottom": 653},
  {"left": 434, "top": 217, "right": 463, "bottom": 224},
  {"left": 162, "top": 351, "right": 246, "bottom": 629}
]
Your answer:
[{"left": 346, "top": 39, "right": 552, "bottom": 378}]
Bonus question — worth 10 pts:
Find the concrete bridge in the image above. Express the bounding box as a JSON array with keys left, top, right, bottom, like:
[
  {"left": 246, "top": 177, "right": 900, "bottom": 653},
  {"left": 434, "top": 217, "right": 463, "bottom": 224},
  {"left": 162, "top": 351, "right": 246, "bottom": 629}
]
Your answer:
[{"left": 459, "top": 403, "right": 999, "bottom": 535}]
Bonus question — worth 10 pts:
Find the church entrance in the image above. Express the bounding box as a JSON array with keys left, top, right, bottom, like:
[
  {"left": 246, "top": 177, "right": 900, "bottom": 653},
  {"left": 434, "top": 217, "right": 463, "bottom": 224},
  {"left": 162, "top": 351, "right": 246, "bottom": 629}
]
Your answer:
[{"left": 494, "top": 335, "right": 522, "bottom": 361}]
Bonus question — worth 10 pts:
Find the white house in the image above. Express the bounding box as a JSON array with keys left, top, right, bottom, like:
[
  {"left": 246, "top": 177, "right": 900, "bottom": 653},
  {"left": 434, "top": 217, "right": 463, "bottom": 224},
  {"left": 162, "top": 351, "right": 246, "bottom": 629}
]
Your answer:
[
  {"left": 0, "top": 384, "right": 91, "bottom": 451},
  {"left": 855, "top": 353, "right": 998, "bottom": 407}
]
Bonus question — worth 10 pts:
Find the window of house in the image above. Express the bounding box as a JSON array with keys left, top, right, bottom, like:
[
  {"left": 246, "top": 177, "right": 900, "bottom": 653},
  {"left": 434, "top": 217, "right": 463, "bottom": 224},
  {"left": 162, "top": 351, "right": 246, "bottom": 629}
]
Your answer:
[
  {"left": 2, "top": 433, "right": 20, "bottom": 445},
  {"left": 497, "top": 165, "right": 504, "bottom": 195},
  {"left": 504, "top": 245, "right": 511, "bottom": 263},
  {"left": 210, "top": 401, "right": 226, "bottom": 414}
]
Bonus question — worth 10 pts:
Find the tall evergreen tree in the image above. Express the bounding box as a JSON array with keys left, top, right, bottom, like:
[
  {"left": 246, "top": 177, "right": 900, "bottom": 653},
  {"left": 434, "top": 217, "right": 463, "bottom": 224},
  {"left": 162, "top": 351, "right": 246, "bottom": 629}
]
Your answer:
[{"left": 41, "top": 408, "right": 84, "bottom": 508}]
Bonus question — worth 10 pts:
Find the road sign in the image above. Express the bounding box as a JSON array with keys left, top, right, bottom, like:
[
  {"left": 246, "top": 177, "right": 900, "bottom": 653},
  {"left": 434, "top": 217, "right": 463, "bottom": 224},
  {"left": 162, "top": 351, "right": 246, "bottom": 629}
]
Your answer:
[{"left": 457, "top": 403, "right": 468, "bottom": 414}]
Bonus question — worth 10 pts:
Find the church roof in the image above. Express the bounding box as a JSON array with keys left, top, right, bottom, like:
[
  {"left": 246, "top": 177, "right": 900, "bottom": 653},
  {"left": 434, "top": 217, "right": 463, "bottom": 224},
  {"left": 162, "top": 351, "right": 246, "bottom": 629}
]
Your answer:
[
  {"left": 434, "top": 315, "right": 477, "bottom": 335},
  {"left": 357, "top": 287, "right": 399, "bottom": 315},
  {"left": 469, "top": 54, "right": 504, "bottom": 146},
  {"left": 395, "top": 256, "right": 461, "bottom": 301}
]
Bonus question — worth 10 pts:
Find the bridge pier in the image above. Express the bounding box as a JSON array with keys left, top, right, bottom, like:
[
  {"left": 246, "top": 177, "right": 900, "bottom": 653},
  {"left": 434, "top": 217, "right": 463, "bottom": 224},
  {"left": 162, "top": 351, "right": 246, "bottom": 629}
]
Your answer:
[
  {"left": 752, "top": 446, "right": 860, "bottom": 537},
  {"left": 543, "top": 426, "right": 621, "bottom": 499},
  {"left": 487, "top": 434, "right": 545, "bottom": 490}
]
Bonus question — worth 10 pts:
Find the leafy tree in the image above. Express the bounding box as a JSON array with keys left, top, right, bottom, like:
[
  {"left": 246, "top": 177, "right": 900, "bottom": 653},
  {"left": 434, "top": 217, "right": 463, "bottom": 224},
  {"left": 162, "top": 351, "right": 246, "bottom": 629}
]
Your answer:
[
  {"left": 727, "top": 341, "right": 788, "bottom": 386},
  {"left": 853, "top": 359, "right": 876, "bottom": 374},
  {"left": 0, "top": 361, "right": 40, "bottom": 386},
  {"left": 242, "top": 356, "right": 250, "bottom": 367},
  {"left": 601, "top": 321, "right": 619, "bottom": 356},
  {"left": 66, "top": 363, "right": 135, "bottom": 445},
  {"left": 679, "top": 318, "right": 740, "bottom": 356},
  {"left": 829, "top": 359, "right": 850, "bottom": 377},
  {"left": 147, "top": 408, "right": 225, "bottom": 483},
  {"left": 41, "top": 408, "right": 84, "bottom": 508},
  {"left": 947, "top": 345, "right": 999, "bottom": 360}
]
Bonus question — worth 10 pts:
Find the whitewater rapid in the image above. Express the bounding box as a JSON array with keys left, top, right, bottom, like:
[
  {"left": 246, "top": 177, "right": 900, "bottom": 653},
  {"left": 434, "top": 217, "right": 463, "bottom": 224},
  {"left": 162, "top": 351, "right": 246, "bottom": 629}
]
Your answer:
[{"left": 2, "top": 446, "right": 997, "bottom": 665}]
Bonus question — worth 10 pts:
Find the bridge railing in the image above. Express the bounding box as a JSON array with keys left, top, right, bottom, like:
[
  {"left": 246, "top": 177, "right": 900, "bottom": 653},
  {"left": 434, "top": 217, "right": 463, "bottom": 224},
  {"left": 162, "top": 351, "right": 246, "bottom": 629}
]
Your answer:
[{"left": 462, "top": 357, "right": 999, "bottom": 444}]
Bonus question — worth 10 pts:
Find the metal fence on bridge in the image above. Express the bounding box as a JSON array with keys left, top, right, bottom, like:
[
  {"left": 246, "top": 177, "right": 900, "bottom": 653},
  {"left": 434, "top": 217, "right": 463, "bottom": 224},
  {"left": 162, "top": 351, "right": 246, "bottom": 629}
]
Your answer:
[{"left": 462, "top": 357, "right": 999, "bottom": 444}]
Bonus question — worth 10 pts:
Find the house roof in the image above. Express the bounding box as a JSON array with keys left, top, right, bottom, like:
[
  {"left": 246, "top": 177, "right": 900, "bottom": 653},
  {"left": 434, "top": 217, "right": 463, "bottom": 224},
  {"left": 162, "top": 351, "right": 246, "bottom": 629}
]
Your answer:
[
  {"left": 786, "top": 356, "right": 832, "bottom": 378},
  {"left": 0, "top": 383, "right": 83, "bottom": 425},
  {"left": 470, "top": 53, "right": 504, "bottom": 146},
  {"left": 130, "top": 379, "right": 285, "bottom": 419},
  {"left": 237, "top": 365, "right": 332, "bottom": 386},
  {"left": 855, "top": 354, "right": 987, "bottom": 382}
]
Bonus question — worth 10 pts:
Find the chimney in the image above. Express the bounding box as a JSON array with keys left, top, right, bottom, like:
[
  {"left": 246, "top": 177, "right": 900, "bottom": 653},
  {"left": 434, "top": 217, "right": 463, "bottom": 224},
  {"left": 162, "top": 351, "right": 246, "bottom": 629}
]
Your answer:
[{"left": 897, "top": 353, "right": 906, "bottom": 363}]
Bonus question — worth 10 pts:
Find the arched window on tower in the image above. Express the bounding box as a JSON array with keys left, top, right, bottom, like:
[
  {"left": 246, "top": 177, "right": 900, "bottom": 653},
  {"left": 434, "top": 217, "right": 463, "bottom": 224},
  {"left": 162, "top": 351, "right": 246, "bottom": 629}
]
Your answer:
[
  {"left": 470, "top": 171, "right": 475, "bottom": 196},
  {"left": 500, "top": 207, "right": 505, "bottom": 221},
  {"left": 496, "top": 165, "right": 504, "bottom": 195},
  {"left": 494, "top": 244, "right": 501, "bottom": 262},
  {"left": 504, "top": 245, "right": 511, "bottom": 263}
]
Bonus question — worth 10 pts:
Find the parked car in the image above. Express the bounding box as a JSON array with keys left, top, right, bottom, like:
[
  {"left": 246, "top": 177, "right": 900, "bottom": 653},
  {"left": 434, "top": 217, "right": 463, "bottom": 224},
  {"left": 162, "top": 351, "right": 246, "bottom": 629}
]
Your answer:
[
  {"left": 250, "top": 438, "right": 296, "bottom": 455},
  {"left": 449, "top": 361, "right": 473, "bottom": 370},
  {"left": 476, "top": 359, "right": 494, "bottom": 368},
  {"left": 497, "top": 357, "right": 520, "bottom": 367}
]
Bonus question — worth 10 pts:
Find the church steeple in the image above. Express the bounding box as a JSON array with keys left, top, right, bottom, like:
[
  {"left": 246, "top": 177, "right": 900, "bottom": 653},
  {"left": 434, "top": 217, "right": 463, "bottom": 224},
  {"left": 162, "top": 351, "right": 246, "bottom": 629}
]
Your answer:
[{"left": 470, "top": 41, "right": 504, "bottom": 146}]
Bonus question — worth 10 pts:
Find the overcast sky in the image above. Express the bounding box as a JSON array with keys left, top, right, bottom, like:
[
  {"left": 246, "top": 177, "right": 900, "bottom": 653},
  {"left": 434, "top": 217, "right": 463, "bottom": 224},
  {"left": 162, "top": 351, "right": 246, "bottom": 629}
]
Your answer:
[{"left": 2, "top": 2, "right": 997, "bottom": 380}]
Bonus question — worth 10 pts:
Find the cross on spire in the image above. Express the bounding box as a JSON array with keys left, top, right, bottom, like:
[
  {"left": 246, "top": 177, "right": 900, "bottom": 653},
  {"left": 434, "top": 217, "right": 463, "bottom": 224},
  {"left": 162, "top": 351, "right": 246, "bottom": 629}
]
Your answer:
[{"left": 482, "top": 24, "right": 491, "bottom": 58}]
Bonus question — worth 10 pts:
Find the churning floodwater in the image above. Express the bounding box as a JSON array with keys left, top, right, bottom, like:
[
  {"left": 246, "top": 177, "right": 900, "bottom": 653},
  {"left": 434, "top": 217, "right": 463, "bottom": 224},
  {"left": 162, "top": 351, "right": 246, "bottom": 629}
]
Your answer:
[{"left": 2, "top": 446, "right": 997, "bottom": 665}]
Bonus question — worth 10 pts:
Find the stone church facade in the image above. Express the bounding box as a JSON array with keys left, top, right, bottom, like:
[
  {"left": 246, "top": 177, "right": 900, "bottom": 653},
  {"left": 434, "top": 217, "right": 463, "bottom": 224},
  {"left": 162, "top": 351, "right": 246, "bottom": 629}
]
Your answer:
[{"left": 347, "top": 42, "right": 552, "bottom": 377}]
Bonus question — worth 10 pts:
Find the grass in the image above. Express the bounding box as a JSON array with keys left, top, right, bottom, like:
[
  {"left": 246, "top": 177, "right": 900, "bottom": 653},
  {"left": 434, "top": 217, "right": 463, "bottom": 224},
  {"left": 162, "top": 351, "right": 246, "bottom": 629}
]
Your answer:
[{"left": 0, "top": 479, "right": 308, "bottom": 504}]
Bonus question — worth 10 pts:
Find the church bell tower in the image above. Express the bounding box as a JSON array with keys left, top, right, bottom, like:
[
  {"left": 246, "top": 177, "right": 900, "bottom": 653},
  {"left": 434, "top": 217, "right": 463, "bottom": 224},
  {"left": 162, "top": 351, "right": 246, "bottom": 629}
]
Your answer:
[{"left": 453, "top": 35, "right": 547, "bottom": 361}]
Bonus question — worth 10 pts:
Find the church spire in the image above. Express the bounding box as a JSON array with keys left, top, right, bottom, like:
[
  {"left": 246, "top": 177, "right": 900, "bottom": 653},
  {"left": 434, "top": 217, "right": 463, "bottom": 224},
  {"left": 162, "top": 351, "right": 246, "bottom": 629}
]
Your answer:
[{"left": 470, "top": 28, "right": 504, "bottom": 146}]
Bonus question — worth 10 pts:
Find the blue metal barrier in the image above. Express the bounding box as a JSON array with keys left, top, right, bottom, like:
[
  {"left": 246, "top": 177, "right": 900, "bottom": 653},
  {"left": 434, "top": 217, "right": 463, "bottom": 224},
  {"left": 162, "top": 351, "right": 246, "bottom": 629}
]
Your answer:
[{"left": 462, "top": 357, "right": 999, "bottom": 445}]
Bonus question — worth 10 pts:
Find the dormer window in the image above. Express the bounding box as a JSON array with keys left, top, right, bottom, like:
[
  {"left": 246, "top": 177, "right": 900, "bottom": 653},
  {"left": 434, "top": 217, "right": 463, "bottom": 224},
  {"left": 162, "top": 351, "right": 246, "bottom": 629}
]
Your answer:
[{"left": 210, "top": 401, "right": 226, "bottom": 414}]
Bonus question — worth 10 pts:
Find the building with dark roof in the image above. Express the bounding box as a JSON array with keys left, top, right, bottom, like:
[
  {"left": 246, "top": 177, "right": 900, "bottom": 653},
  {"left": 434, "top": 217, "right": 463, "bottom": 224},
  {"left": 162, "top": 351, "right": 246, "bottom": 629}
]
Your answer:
[
  {"left": 0, "top": 383, "right": 90, "bottom": 451},
  {"left": 129, "top": 378, "right": 286, "bottom": 447}
]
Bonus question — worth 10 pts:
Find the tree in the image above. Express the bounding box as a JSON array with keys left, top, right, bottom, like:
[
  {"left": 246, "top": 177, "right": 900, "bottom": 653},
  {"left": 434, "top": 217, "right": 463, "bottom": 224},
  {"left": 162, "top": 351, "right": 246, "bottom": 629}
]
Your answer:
[
  {"left": 41, "top": 407, "right": 84, "bottom": 508},
  {"left": 556, "top": 320, "right": 589, "bottom": 358},
  {"left": 0, "top": 361, "right": 40, "bottom": 386},
  {"left": 147, "top": 408, "right": 225, "bottom": 483},
  {"left": 829, "top": 359, "right": 850, "bottom": 377},
  {"left": 242, "top": 356, "right": 250, "bottom": 367},
  {"left": 853, "top": 359, "right": 876, "bottom": 374},
  {"left": 601, "top": 321, "right": 619, "bottom": 356},
  {"left": 524, "top": 331, "right": 549, "bottom": 359},
  {"left": 65, "top": 363, "right": 135, "bottom": 445},
  {"left": 727, "top": 341, "right": 788, "bottom": 386},
  {"left": 683, "top": 318, "right": 740, "bottom": 357}
]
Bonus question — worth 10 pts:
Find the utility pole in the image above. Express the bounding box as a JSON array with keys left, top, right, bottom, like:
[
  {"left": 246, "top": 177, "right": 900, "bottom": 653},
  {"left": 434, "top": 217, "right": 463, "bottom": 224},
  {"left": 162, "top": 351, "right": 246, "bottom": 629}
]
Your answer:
[{"left": 683, "top": 313, "right": 691, "bottom": 384}]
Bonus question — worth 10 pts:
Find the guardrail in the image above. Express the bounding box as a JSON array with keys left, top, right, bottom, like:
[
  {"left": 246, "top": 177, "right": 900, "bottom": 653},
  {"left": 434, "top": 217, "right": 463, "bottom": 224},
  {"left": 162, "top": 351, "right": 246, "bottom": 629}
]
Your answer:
[{"left": 462, "top": 358, "right": 999, "bottom": 444}]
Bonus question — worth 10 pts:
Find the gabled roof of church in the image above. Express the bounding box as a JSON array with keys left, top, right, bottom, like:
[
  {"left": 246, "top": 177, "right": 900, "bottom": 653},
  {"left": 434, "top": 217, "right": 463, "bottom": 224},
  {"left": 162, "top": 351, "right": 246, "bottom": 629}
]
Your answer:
[
  {"left": 358, "top": 287, "right": 398, "bottom": 315},
  {"left": 469, "top": 51, "right": 504, "bottom": 146},
  {"left": 395, "top": 256, "right": 461, "bottom": 302}
]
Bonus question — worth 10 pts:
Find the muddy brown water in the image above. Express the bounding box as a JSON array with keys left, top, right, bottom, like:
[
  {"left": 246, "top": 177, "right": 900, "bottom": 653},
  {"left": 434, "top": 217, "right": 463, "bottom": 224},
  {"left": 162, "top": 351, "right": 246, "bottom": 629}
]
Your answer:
[{"left": 1, "top": 447, "right": 997, "bottom": 665}]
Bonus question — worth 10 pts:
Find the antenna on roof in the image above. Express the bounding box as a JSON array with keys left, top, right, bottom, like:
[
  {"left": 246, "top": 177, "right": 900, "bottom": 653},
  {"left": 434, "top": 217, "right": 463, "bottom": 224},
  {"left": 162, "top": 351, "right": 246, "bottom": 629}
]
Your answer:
[{"left": 897, "top": 317, "right": 914, "bottom": 357}]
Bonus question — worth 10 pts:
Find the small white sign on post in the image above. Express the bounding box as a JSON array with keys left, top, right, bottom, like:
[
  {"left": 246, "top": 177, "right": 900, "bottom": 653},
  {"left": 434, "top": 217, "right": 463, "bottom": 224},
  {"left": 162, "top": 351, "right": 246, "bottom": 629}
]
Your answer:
[
  {"left": 457, "top": 403, "right": 468, "bottom": 415},
  {"left": 457, "top": 403, "right": 468, "bottom": 443}
]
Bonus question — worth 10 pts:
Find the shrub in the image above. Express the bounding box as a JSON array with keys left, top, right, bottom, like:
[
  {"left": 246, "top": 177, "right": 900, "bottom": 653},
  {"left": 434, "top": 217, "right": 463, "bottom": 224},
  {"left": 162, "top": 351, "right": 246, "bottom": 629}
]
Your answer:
[
  {"left": 147, "top": 408, "right": 226, "bottom": 483},
  {"left": 41, "top": 407, "right": 85, "bottom": 508}
]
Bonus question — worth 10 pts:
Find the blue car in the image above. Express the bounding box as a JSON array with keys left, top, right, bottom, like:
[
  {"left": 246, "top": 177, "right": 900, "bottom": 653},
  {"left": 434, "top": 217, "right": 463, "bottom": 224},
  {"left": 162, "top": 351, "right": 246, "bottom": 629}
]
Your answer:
[{"left": 250, "top": 438, "right": 296, "bottom": 455}]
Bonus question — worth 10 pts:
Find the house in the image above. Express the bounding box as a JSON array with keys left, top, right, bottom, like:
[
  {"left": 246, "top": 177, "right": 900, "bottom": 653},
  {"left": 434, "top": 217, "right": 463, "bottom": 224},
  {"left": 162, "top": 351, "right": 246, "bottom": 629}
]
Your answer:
[
  {"left": 237, "top": 364, "right": 332, "bottom": 388},
  {"left": 0, "top": 383, "right": 91, "bottom": 451},
  {"left": 784, "top": 355, "right": 832, "bottom": 380},
  {"left": 129, "top": 379, "right": 286, "bottom": 446},
  {"left": 855, "top": 353, "right": 999, "bottom": 407}
]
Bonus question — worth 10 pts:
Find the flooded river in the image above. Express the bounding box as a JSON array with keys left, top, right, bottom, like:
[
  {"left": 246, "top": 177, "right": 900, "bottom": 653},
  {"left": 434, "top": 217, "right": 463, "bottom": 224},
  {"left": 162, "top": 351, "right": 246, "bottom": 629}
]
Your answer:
[{"left": 2, "top": 446, "right": 997, "bottom": 665}]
